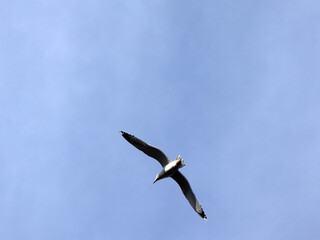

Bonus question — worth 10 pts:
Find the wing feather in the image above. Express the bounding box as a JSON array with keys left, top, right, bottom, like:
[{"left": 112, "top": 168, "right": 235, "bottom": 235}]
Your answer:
[
  {"left": 120, "top": 131, "right": 170, "bottom": 167},
  {"left": 171, "top": 171, "right": 207, "bottom": 220}
]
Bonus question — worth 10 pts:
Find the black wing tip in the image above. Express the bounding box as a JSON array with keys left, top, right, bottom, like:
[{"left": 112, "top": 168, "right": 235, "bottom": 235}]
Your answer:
[
  {"left": 199, "top": 210, "right": 207, "bottom": 220},
  {"left": 120, "top": 131, "right": 133, "bottom": 142},
  {"left": 120, "top": 131, "right": 129, "bottom": 138}
]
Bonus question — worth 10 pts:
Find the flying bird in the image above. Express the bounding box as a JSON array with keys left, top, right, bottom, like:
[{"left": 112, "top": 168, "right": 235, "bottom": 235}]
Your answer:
[{"left": 120, "top": 131, "right": 207, "bottom": 220}]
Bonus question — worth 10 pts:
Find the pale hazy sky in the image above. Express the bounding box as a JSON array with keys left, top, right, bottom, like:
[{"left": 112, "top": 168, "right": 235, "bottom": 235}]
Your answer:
[{"left": 1, "top": 1, "right": 320, "bottom": 239}]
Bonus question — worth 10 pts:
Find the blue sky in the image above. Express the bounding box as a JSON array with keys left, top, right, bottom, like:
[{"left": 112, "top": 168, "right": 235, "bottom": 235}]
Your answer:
[{"left": 1, "top": 1, "right": 320, "bottom": 239}]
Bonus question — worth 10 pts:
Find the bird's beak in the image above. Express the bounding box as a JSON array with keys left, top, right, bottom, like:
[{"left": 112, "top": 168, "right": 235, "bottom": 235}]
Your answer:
[{"left": 153, "top": 174, "right": 159, "bottom": 184}]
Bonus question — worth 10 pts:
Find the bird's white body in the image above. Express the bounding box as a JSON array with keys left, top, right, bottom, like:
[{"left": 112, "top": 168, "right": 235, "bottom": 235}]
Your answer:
[{"left": 154, "top": 155, "right": 185, "bottom": 183}]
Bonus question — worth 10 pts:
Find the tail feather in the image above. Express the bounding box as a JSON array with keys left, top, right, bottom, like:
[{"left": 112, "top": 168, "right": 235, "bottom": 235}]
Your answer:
[{"left": 176, "top": 155, "right": 185, "bottom": 167}]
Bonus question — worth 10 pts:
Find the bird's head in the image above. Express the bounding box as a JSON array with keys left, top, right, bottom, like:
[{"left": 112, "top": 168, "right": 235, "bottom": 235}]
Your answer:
[{"left": 153, "top": 174, "right": 159, "bottom": 184}]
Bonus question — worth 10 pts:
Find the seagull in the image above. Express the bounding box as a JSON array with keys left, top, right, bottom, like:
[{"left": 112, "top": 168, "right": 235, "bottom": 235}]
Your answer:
[{"left": 120, "top": 131, "right": 207, "bottom": 220}]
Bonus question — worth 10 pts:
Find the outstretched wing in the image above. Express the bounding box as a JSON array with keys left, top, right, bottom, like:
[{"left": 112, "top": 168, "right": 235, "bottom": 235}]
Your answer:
[
  {"left": 171, "top": 171, "right": 207, "bottom": 220},
  {"left": 120, "top": 131, "right": 171, "bottom": 167}
]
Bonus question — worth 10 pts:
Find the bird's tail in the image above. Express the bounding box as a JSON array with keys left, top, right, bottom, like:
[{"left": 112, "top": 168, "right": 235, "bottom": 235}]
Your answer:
[{"left": 175, "top": 155, "right": 186, "bottom": 167}]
